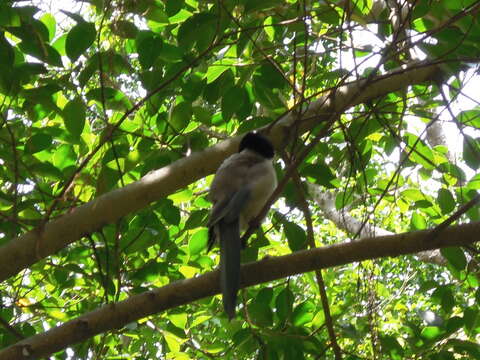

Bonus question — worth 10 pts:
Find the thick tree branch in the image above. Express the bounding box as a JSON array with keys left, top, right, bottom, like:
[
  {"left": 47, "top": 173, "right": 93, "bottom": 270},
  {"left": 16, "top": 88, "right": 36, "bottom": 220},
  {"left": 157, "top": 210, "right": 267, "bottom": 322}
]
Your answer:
[
  {"left": 0, "top": 61, "right": 440, "bottom": 282},
  {"left": 1, "top": 221, "right": 479, "bottom": 359},
  {"left": 307, "top": 187, "right": 392, "bottom": 238},
  {"left": 307, "top": 185, "right": 446, "bottom": 265}
]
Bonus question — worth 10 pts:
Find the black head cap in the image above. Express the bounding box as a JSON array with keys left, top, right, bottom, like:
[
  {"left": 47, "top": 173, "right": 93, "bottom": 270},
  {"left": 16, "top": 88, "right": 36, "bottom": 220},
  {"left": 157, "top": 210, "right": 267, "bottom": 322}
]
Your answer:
[{"left": 239, "top": 132, "right": 274, "bottom": 159}]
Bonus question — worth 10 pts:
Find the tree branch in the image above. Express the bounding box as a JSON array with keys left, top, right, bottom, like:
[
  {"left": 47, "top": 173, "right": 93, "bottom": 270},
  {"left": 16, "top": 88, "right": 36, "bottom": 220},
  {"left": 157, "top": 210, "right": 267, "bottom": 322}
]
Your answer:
[
  {"left": 1, "top": 221, "right": 478, "bottom": 359},
  {"left": 307, "top": 185, "right": 446, "bottom": 265},
  {"left": 0, "top": 61, "right": 440, "bottom": 282}
]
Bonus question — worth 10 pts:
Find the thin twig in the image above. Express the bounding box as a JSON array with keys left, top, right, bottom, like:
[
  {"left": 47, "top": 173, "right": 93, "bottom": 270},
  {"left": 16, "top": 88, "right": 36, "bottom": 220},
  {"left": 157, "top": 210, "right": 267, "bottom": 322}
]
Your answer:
[{"left": 284, "top": 150, "right": 342, "bottom": 360}]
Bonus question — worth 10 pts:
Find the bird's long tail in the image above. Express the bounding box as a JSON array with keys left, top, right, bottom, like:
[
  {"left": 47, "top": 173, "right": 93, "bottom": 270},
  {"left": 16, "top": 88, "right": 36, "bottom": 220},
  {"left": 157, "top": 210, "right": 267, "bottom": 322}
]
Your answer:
[{"left": 219, "top": 218, "right": 241, "bottom": 320}]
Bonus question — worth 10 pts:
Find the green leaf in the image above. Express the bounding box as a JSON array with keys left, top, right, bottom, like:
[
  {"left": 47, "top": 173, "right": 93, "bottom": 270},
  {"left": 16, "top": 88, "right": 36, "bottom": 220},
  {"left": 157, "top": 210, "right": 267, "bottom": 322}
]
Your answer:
[
  {"left": 169, "top": 9, "right": 194, "bottom": 24},
  {"left": 86, "top": 87, "right": 132, "bottom": 110},
  {"left": 63, "top": 98, "right": 86, "bottom": 139},
  {"left": 245, "top": 0, "right": 280, "bottom": 13},
  {"left": 264, "top": 16, "right": 274, "bottom": 41},
  {"left": 30, "top": 161, "right": 63, "bottom": 180},
  {"left": 40, "top": 13, "right": 56, "bottom": 41},
  {"left": 411, "top": 212, "right": 427, "bottom": 230},
  {"left": 166, "top": 0, "right": 184, "bottom": 16},
  {"left": 467, "top": 173, "right": 480, "bottom": 190},
  {"left": 205, "top": 60, "right": 234, "bottom": 84},
  {"left": 132, "top": 261, "right": 163, "bottom": 282},
  {"left": 252, "top": 76, "right": 284, "bottom": 110},
  {"left": 437, "top": 188, "right": 455, "bottom": 214},
  {"left": 190, "top": 15, "right": 218, "bottom": 52},
  {"left": 316, "top": 4, "right": 341, "bottom": 25},
  {"left": 158, "top": 43, "right": 183, "bottom": 63},
  {"left": 177, "top": 15, "right": 200, "bottom": 51},
  {"left": 432, "top": 286, "right": 455, "bottom": 314},
  {"left": 446, "top": 316, "right": 464, "bottom": 333},
  {"left": 379, "top": 336, "right": 404, "bottom": 360},
  {"left": 0, "top": 35, "right": 14, "bottom": 67},
  {"left": 335, "top": 188, "right": 355, "bottom": 209},
  {"left": 256, "top": 63, "right": 287, "bottom": 89},
  {"left": 184, "top": 209, "right": 208, "bottom": 230},
  {"left": 162, "top": 330, "right": 183, "bottom": 352},
  {"left": 189, "top": 229, "right": 208, "bottom": 256},
  {"left": 248, "top": 297, "right": 273, "bottom": 327},
  {"left": 19, "top": 40, "right": 63, "bottom": 67},
  {"left": 405, "top": 132, "right": 435, "bottom": 170},
  {"left": 47, "top": 309, "right": 69, "bottom": 321},
  {"left": 275, "top": 288, "right": 294, "bottom": 323},
  {"left": 284, "top": 222, "right": 307, "bottom": 252},
  {"left": 441, "top": 247, "right": 467, "bottom": 271},
  {"left": 125, "top": 227, "right": 167, "bottom": 255},
  {"left": 458, "top": 109, "right": 480, "bottom": 129},
  {"left": 238, "top": 116, "right": 272, "bottom": 134},
  {"left": 192, "top": 106, "right": 211, "bottom": 125},
  {"left": 136, "top": 31, "right": 163, "bottom": 69},
  {"left": 111, "top": 20, "right": 138, "bottom": 39},
  {"left": 0, "top": 5, "right": 21, "bottom": 26},
  {"left": 292, "top": 301, "right": 315, "bottom": 326},
  {"left": 301, "top": 163, "right": 336, "bottom": 188},
  {"left": 412, "top": 0, "right": 430, "bottom": 19},
  {"left": 159, "top": 199, "right": 181, "bottom": 225},
  {"left": 449, "top": 340, "right": 480, "bottom": 359},
  {"left": 247, "top": 288, "right": 274, "bottom": 326},
  {"left": 25, "top": 133, "right": 53, "bottom": 154},
  {"left": 421, "top": 326, "right": 443, "bottom": 340},
  {"left": 221, "top": 85, "right": 244, "bottom": 122},
  {"left": 463, "top": 307, "right": 478, "bottom": 333},
  {"left": 168, "top": 312, "right": 187, "bottom": 329},
  {"left": 463, "top": 135, "right": 480, "bottom": 170},
  {"left": 52, "top": 33, "right": 67, "bottom": 56},
  {"left": 65, "top": 22, "right": 96, "bottom": 62},
  {"left": 145, "top": 5, "right": 170, "bottom": 23},
  {"left": 96, "top": 166, "right": 120, "bottom": 194},
  {"left": 53, "top": 144, "right": 77, "bottom": 170},
  {"left": 169, "top": 102, "right": 192, "bottom": 132}
]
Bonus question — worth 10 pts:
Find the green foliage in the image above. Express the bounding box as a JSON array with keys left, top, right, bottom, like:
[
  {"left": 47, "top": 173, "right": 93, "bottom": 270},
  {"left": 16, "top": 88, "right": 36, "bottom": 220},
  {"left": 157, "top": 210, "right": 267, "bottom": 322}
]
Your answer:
[{"left": 0, "top": 0, "right": 479, "bottom": 359}]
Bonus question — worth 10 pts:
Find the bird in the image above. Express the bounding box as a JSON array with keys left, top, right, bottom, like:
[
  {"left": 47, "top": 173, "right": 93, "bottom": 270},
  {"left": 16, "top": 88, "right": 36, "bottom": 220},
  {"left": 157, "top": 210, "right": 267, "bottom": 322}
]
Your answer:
[{"left": 207, "top": 132, "right": 277, "bottom": 319}]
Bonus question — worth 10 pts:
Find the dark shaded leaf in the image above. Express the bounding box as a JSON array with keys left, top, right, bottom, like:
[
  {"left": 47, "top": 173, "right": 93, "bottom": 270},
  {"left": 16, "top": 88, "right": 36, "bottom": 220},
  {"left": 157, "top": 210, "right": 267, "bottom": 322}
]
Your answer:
[
  {"left": 245, "top": 288, "right": 275, "bottom": 327},
  {"left": 65, "top": 22, "right": 96, "bottom": 62},
  {"left": 275, "top": 288, "right": 294, "bottom": 323},
  {"left": 63, "top": 98, "right": 86, "bottom": 139},
  {"left": 86, "top": 87, "right": 132, "bottom": 110},
  {"left": 25, "top": 133, "right": 53, "bottom": 154},
  {"left": 169, "top": 102, "right": 192, "bottom": 132},
  {"left": 0, "top": 35, "right": 15, "bottom": 67},
  {"left": 284, "top": 222, "right": 307, "bottom": 252},
  {"left": 379, "top": 336, "right": 404, "bottom": 360},
  {"left": 300, "top": 163, "right": 336, "bottom": 188},
  {"left": 441, "top": 247, "right": 467, "bottom": 271},
  {"left": 221, "top": 85, "right": 245, "bottom": 122},
  {"left": 159, "top": 199, "right": 181, "bottom": 225},
  {"left": 111, "top": 20, "right": 138, "bottom": 39},
  {"left": 292, "top": 301, "right": 315, "bottom": 326},
  {"left": 136, "top": 31, "right": 163, "bottom": 69},
  {"left": 437, "top": 188, "right": 455, "bottom": 214},
  {"left": 463, "top": 135, "right": 480, "bottom": 170}
]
